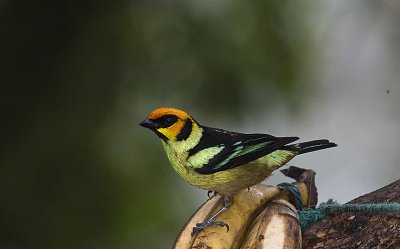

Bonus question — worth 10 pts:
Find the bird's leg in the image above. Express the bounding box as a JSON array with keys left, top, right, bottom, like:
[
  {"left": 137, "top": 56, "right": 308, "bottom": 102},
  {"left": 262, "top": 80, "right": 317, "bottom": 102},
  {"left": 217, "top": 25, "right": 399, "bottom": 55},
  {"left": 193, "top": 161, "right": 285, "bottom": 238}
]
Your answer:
[{"left": 192, "top": 196, "right": 233, "bottom": 236}]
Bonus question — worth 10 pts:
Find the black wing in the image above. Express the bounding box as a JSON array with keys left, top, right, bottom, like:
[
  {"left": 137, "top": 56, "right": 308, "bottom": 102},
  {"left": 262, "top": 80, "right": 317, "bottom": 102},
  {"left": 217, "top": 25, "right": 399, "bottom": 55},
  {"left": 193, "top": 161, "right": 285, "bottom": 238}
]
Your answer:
[{"left": 190, "top": 126, "right": 299, "bottom": 175}]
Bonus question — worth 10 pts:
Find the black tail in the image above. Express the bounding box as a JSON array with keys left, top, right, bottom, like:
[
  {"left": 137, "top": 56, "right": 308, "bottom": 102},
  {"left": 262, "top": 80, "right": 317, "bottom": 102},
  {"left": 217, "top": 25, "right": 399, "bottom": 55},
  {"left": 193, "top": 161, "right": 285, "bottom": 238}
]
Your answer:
[{"left": 284, "top": 139, "right": 337, "bottom": 154}]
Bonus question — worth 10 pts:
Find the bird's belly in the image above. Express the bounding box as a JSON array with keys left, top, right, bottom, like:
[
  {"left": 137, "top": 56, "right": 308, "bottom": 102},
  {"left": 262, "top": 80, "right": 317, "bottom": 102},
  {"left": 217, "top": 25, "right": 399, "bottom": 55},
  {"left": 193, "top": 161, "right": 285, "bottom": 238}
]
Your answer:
[{"left": 182, "top": 161, "right": 273, "bottom": 196}]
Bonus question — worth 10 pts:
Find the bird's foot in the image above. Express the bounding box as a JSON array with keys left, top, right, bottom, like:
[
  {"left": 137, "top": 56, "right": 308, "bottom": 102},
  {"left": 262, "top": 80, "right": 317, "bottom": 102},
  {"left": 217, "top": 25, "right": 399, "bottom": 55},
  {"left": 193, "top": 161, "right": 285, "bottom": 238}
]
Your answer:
[{"left": 191, "top": 196, "right": 233, "bottom": 236}]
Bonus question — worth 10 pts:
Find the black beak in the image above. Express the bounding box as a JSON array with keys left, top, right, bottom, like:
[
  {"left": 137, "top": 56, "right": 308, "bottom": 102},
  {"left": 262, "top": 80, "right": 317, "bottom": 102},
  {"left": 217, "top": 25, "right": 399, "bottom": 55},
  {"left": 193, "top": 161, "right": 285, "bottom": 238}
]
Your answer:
[{"left": 139, "top": 118, "right": 157, "bottom": 129}]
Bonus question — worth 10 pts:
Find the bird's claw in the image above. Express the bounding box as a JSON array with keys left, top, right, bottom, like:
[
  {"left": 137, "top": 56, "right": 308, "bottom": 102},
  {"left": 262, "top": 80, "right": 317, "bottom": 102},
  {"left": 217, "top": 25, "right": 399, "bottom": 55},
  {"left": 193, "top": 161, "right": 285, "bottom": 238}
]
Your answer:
[{"left": 192, "top": 220, "right": 230, "bottom": 236}]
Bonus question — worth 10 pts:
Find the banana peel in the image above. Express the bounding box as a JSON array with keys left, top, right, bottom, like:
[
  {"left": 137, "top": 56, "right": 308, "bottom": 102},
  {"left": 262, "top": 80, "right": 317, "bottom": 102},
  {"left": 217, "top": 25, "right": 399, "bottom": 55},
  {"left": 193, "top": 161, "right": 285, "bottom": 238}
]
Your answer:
[
  {"left": 241, "top": 199, "right": 301, "bottom": 249},
  {"left": 281, "top": 166, "right": 317, "bottom": 209}
]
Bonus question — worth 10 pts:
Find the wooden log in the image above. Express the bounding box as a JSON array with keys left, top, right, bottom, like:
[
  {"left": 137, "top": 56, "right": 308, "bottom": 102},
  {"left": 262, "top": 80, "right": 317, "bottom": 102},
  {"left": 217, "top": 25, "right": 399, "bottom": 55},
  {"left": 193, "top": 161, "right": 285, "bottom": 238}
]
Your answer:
[{"left": 302, "top": 180, "right": 400, "bottom": 248}]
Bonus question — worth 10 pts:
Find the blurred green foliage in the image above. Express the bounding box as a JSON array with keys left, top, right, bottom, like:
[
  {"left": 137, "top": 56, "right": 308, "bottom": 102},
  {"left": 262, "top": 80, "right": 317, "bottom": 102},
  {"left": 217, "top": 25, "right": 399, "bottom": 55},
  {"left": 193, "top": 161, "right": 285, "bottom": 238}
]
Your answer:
[
  {"left": 2, "top": 1, "right": 313, "bottom": 248},
  {"left": 3, "top": 1, "right": 396, "bottom": 248}
]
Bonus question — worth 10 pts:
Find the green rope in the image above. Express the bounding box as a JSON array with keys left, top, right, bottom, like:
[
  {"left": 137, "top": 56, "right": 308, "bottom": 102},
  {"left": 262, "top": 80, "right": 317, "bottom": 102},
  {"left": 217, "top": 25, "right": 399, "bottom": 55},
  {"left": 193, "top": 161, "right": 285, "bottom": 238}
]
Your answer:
[
  {"left": 277, "top": 182, "right": 303, "bottom": 211},
  {"left": 299, "top": 199, "right": 400, "bottom": 229}
]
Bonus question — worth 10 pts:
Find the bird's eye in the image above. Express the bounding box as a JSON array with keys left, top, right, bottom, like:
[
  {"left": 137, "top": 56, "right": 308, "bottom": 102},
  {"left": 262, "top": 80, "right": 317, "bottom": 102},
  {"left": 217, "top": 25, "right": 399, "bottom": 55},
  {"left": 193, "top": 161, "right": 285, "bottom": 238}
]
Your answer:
[
  {"left": 165, "top": 117, "right": 175, "bottom": 125},
  {"left": 159, "top": 115, "right": 177, "bottom": 127}
]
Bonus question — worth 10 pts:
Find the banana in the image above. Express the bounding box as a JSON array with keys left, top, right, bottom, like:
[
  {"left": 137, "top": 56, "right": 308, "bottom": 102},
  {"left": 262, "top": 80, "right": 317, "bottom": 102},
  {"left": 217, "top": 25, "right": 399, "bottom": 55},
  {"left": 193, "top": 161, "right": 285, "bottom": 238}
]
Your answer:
[
  {"left": 190, "top": 184, "right": 280, "bottom": 249},
  {"left": 241, "top": 199, "right": 301, "bottom": 249},
  {"left": 173, "top": 167, "right": 317, "bottom": 248}
]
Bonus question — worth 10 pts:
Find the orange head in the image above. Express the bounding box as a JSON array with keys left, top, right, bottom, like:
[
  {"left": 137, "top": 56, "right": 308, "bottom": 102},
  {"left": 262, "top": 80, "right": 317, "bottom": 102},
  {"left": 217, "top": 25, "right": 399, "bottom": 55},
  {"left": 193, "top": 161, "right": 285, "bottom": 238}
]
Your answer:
[{"left": 140, "top": 108, "right": 198, "bottom": 141}]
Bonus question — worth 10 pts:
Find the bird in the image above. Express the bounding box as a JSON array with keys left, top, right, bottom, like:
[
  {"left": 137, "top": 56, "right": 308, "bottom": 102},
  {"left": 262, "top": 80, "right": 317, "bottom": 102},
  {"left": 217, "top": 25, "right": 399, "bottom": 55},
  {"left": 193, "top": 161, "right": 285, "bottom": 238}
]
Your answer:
[{"left": 140, "top": 107, "right": 336, "bottom": 233}]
